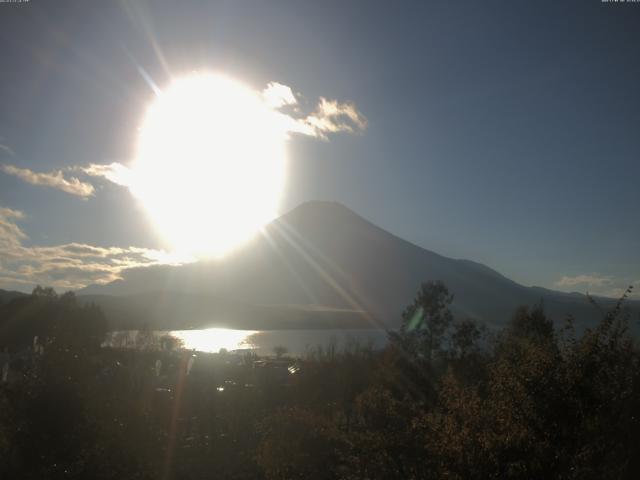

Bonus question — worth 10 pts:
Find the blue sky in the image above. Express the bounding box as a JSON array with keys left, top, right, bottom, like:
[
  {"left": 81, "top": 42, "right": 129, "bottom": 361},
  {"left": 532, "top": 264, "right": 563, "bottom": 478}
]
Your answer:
[{"left": 0, "top": 0, "right": 638, "bottom": 296}]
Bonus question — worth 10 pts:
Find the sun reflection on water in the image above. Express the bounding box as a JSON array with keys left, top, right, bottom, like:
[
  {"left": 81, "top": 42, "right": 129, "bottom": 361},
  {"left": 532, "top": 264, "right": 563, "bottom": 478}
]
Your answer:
[{"left": 170, "top": 328, "right": 258, "bottom": 353}]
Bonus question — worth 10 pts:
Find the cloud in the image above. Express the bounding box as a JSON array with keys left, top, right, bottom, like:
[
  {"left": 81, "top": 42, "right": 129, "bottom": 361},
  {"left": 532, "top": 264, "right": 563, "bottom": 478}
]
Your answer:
[
  {"left": 301, "top": 97, "right": 368, "bottom": 139},
  {"left": 0, "top": 207, "right": 28, "bottom": 253},
  {"left": 0, "top": 79, "right": 367, "bottom": 204},
  {"left": 262, "top": 82, "right": 298, "bottom": 109},
  {"left": 260, "top": 82, "right": 367, "bottom": 140},
  {"left": 62, "top": 81, "right": 367, "bottom": 194},
  {"left": 0, "top": 143, "right": 15, "bottom": 156},
  {"left": 0, "top": 207, "right": 24, "bottom": 220},
  {"left": 596, "top": 280, "right": 640, "bottom": 300},
  {"left": 555, "top": 274, "right": 613, "bottom": 289},
  {"left": 79, "top": 162, "right": 133, "bottom": 187},
  {"left": 1, "top": 164, "right": 95, "bottom": 197},
  {"left": 554, "top": 274, "right": 639, "bottom": 300},
  {"left": 0, "top": 205, "right": 191, "bottom": 290}
]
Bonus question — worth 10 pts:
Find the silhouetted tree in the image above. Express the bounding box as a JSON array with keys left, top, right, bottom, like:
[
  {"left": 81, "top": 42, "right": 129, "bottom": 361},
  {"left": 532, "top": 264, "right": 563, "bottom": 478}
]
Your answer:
[
  {"left": 273, "top": 346, "right": 287, "bottom": 359},
  {"left": 450, "top": 318, "right": 484, "bottom": 359},
  {"left": 397, "top": 280, "right": 454, "bottom": 361},
  {"left": 31, "top": 285, "right": 57, "bottom": 299},
  {"left": 159, "top": 334, "right": 182, "bottom": 351},
  {"left": 508, "top": 303, "right": 554, "bottom": 343},
  {"left": 2, "top": 281, "right": 639, "bottom": 479}
]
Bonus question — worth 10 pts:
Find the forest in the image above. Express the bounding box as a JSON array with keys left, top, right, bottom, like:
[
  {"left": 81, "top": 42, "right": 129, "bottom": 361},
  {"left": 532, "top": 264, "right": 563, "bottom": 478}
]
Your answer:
[{"left": 0, "top": 282, "right": 638, "bottom": 479}]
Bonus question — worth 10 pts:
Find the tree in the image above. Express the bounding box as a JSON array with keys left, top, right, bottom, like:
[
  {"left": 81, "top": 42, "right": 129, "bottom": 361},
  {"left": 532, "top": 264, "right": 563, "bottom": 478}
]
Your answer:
[
  {"left": 31, "top": 285, "right": 57, "bottom": 299},
  {"left": 273, "top": 346, "right": 287, "bottom": 359},
  {"left": 159, "top": 334, "right": 183, "bottom": 351},
  {"left": 0, "top": 287, "right": 106, "bottom": 351},
  {"left": 450, "top": 318, "right": 484, "bottom": 359},
  {"left": 508, "top": 303, "right": 554, "bottom": 344},
  {"left": 397, "top": 280, "right": 454, "bottom": 361},
  {"left": 135, "top": 324, "right": 155, "bottom": 350}
]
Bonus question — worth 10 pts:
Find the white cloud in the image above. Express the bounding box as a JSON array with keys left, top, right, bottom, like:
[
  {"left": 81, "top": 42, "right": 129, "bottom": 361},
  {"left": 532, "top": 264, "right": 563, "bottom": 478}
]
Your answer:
[
  {"left": 262, "top": 82, "right": 298, "bottom": 109},
  {"left": 1, "top": 164, "right": 95, "bottom": 197},
  {"left": 596, "top": 281, "right": 640, "bottom": 300},
  {"left": 261, "top": 82, "right": 367, "bottom": 140},
  {"left": 0, "top": 207, "right": 24, "bottom": 220},
  {"left": 0, "top": 207, "right": 28, "bottom": 253},
  {"left": 555, "top": 274, "right": 639, "bottom": 300},
  {"left": 0, "top": 205, "right": 191, "bottom": 290},
  {"left": 301, "top": 97, "right": 368, "bottom": 139},
  {"left": 79, "top": 162, "right": 133, "bottom": 187},
  {"left": 555, "top": 273, "right": 613, "bottom": 289}
]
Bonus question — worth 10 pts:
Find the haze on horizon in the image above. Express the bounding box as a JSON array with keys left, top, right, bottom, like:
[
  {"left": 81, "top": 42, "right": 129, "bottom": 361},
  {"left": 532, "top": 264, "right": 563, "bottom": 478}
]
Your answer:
[{"left": 0, "top": 0, "right": 638, "bottom": 299}]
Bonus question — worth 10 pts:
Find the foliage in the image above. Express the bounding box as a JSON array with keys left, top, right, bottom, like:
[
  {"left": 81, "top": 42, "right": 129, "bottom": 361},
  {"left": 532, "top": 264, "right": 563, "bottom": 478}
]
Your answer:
[
  {"left": 272, "top": 345, "right": 287, "bottom": 359},
  {"left": 0, "top": 286, "right": 107, "bottom": 352},
  {"left": 257, "top": 407, "right": 344, "bottom": 480},
  {"left": 395, "top": 280, "right": 454, "bottom": 361},
  {"left": 1, "top": 283, "right": 639, "bottom": 479}
]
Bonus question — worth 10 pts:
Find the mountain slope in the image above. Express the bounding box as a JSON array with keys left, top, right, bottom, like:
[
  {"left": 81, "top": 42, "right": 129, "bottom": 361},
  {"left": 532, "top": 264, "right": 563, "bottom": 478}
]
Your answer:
[
  {"left": 0, "top": 289, "right": 28, "bottom": 304},
  {"left": 80, "top": 201, "right": 638, "bottom": 330}
]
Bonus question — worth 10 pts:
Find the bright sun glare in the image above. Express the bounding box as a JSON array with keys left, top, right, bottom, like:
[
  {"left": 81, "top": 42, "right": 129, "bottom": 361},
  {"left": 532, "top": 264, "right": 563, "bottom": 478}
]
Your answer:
[
  {"left": 170, "top": 328, "right": 257, "bottom": 354},
  {"left": 131, "top": 73, "right": 287, "bottom": 258}
]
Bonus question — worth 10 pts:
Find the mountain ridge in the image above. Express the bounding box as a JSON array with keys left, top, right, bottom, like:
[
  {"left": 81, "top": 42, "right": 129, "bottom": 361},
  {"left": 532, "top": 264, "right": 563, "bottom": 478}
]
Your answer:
[{"left": 77, "top": 201, "right": 639, "bottom": 330}]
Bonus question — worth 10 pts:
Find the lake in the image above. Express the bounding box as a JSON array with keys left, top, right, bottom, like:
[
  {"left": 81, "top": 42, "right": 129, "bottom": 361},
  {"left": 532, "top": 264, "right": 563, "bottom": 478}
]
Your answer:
[{"left": 105, "top": 327, "right": 390, "bottom": 356}]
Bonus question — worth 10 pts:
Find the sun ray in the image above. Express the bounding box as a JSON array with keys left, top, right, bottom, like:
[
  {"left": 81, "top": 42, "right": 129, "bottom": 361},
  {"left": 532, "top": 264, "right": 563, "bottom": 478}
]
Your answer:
[{"left": 267, "top": 219, "right": 382, "bottom": 330}]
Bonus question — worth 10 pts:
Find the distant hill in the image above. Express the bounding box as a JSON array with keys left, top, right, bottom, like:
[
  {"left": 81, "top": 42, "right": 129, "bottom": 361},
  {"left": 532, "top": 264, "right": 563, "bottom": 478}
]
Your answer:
[
  {"left": 0, "top": 289, "right": 28, "bottom": 305},
  {"left": 80, "top": 201, "right": 639, "bottom": 331}
]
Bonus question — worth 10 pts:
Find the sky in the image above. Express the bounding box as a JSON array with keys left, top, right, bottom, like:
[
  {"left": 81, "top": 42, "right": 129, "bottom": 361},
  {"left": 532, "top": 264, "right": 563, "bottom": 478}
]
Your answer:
[{"left": 0, "top": 0, "right": 638, "bottom": 297}]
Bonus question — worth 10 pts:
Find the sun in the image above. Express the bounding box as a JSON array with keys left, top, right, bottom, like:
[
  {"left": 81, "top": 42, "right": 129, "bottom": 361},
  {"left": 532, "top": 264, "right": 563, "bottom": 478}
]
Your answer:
[{"left": 130, "top": 73, "right": 287, "bottom": 258}]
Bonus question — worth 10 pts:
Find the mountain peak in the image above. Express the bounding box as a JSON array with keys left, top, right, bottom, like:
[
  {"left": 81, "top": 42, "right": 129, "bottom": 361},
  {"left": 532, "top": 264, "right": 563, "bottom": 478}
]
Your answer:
[
  {"left": 79, "top": 201, "right": 637, "bottom": 329},
  {"left": 284, "top": 200, "right": 358, "bottom": 217},
  {"left": 277, "top": 200, "right": 367, "bottom": 230}
]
